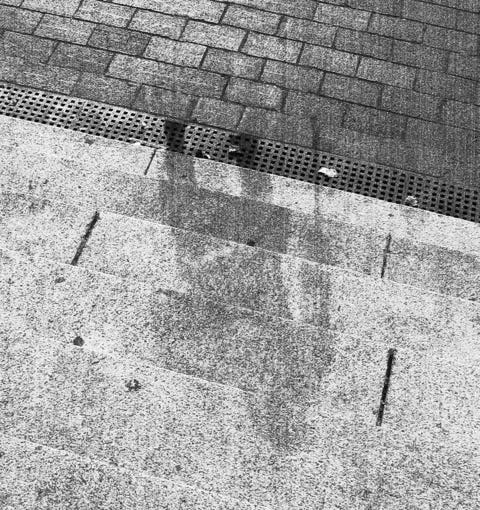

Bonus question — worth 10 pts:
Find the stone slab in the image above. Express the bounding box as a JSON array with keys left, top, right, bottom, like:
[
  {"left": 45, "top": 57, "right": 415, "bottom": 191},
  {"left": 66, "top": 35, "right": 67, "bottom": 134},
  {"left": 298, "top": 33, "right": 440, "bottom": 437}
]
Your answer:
[{"left": 0, "top": 433, "right": 259, "bottom": 510}]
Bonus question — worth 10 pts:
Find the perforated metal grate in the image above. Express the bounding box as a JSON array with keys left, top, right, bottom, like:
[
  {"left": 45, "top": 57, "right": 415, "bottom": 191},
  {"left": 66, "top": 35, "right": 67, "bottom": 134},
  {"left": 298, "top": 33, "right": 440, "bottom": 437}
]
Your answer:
[{"left": 0, "top": 82, "right": 478, "bottom": 223}]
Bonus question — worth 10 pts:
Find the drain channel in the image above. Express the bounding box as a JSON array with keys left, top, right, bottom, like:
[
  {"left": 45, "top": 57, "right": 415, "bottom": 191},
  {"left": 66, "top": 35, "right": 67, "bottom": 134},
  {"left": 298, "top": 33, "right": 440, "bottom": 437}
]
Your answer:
[{"left": 0, "top": 82, "right": 478, "bottom": 223}]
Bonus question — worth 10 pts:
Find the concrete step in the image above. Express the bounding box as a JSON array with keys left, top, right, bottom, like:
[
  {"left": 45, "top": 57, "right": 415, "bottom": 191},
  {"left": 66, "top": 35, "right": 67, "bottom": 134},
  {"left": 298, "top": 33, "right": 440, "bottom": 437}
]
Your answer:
[
  {"left": 0, "top": 433, "right": 259, "bottom": 510},
  {"left": 4, "top": 114, "right": 480, "bottom": 304},
  {"left": 2, "top": 295, "right": 480, "bottom": 508}
]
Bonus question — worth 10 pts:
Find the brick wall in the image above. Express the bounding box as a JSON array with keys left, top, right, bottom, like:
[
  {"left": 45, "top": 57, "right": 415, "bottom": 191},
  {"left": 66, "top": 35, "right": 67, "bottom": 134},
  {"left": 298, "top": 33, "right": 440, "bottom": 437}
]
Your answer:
[{"left": 1, "top": 0, "right": 480, "bottom": 186}]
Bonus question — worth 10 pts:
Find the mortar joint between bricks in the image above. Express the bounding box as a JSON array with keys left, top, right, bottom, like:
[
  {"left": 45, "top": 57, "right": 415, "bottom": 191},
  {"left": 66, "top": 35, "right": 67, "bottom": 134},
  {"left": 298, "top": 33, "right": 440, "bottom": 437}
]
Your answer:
[{"left": 218, "top": 3, "right": 229, "bottom": 24}]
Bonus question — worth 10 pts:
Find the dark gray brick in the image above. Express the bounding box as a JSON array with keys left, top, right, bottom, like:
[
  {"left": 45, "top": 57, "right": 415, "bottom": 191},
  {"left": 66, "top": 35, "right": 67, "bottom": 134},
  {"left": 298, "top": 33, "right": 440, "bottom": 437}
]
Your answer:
[
  {"left": 346, "top": 0, "right": 402, "bottom": 16},
  {"left": 0, "top": 32, "right": 56, "bottom": 64},
  {"left": 201, "top": 48, "right": 264, "bottom": 79},
  {"left": 448, "top": 53, "right": 480, "bottom": 80},
  {"left": 108, "top": 54, "right": 227, "bottom": 97},
  {"left": 456, "top": 11, "right": 480, "bottom": 35},
  {"left": 0, "top": 6, "right": 42, "bottom": 33},
  {"left": 262, "top": 60, "right": 323, "bottom": 93},
  {"left": 314, "top": 4, "right": 370, "bottom": 30},
  {"left": 381, "top": 86, "right": 441, "bottom": 121},
  {"left": 368, "top": 13, "right": 423, "bottom": 42},
  {"left": 424, "top": 25, "right": 478, "bottom": 53},
  {"left": 300, "top": 45, "right": 358, "bottom": 75},
  {"left": 284, "top": 91, "right": 346, "bottom": 124},
  {"left": 134, "top": 85, "right": 195, "bottom": 119},
  {"left": 182, "top": 21, "right": 245, "bottom": 51},
  {"left": 442, "top": 100, "right": 480, "bottom": 131},
  {"left": 334, "top": 28, "right": 392, "bottom": 60},
  {"left": 238, "top": 107, "right": 314, "bottom": 147},
  {"left": 220, "top": 0, "right": 317, "bottom": 17},
  {"left": 392, "top": 40, "right": 449, "bottom": 72},
  {"left": 50, "top": 42, "right": 113, "bottom": 73},
  {"left": 13, "top": 62, "right": 80, "bottom": 94},
  {"left": 22, "top": 0, "right": 81, "bottom": 15},
  {"left": 35, "top": 14, "right": 95, "bottom": 44},
  {"left": 225, "top": 77, "right": 283, "bottom": 110},
  {"left": 415, "top": 69, "right": 477, "bottom": 103},
  {"left": 343, "top": 104, "right": 407, "bottom": 139},
  {"left": 129, "top": 11, "right": 185, "bottom": 38},
  {"left": 74, "top": 0, "right": 135, "bottom": 27},
  {"left": 88, "top": 25, "right": 150, "bottom": 55},
  {"left": 277, "top": 17, "right": 336, "bottom": 46},
  {"left": 222, "top": 5, "right": 280, "bottom": 34},
  {"left": 109, "top": 0, "right": 225, "bottom": 22},
  {"left": 403, "top": 0, "right": 456, "bottom": 28},
  {"left": 193, "top": 97, "right": 244, "bottom": 129},
  {"left": 145, "top": 37, "right": 206, "bottom": 67},
  {"left": 357, "top": 57, "right": 416, "bottom": 88},
  {"left": 242, "top": 33, "right": 302, "bottom": 63},
  {"left": 72, "top": 72, "right": 139, "bottom": 106},
  {"left": 321, "top": 73, "right": 381, "bottom": 107},
  {"left": 0, "top": 55, "right": 23, "bottom": 81}
]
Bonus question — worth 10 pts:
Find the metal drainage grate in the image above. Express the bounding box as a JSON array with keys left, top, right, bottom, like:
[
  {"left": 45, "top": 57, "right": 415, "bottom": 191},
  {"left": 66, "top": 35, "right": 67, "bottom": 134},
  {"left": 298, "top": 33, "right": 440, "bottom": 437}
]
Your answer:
[{"left": 0, "top": 82, "right": 478, "bottom": 223}]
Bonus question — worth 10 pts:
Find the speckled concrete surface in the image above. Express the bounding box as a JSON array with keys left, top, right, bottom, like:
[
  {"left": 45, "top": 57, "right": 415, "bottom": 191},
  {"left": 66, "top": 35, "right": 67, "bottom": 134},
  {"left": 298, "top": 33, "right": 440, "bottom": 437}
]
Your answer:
[{"left": 0, "top": 434, "right": 260, "bottom": 510}]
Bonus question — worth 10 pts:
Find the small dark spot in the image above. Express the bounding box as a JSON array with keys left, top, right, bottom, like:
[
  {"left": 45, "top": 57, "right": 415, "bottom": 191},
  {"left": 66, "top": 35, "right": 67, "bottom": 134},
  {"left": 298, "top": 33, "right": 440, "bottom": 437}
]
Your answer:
[
  {"left": 28, "top": 180, "right": 33, "bottom": 191},
  {"left": 126, "top": 379, "right": 141, "bottom": 391},
  {"left": 54, "top": 276, "right": 66, "bottom": 284},
  {"left": 73, "top": 336, "right": 84, "bottom": 347},
  {"left": 175, "top": 464, "right": 182, "bottom": 472},
  {"left": 246, "top": 239, "right": 256, "bottom": 247},
  {"left": 85, "top": 137, "right": 95, "bottom": 145},
  {"left": 7, "top": 278, "right": 13, "bottom": 285}
]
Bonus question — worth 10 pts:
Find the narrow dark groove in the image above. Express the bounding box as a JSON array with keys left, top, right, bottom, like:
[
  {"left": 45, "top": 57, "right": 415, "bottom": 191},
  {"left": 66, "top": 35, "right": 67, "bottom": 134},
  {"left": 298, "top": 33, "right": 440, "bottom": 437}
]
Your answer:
[
  {"left": 376, "top": 348, "right": 396, "bottom": 427},
  {"left": 71, "top": 211, "right": 100, "bottom": 266},
  {"left": 380, "top": 233, "right": 392, "bottom": 279}
]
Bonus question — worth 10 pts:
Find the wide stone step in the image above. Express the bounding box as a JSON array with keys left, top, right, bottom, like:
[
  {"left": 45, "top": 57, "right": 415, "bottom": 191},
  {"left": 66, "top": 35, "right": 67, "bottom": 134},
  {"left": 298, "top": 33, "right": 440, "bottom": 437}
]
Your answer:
[{"left": 0, "top": 433, "right": 259, "bottom": 510}]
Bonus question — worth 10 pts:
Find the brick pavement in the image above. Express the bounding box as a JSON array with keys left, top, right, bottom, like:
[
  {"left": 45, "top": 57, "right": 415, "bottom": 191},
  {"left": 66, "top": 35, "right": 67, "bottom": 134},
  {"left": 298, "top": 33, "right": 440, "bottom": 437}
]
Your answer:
[{"left": 1, "top": 0, "right": 480, "bottom": 186}]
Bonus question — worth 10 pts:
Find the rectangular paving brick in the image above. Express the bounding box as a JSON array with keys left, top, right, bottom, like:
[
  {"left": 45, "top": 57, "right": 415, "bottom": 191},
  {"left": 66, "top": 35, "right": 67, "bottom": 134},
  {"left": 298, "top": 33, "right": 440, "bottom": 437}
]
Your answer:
[
  {"left": 300, "top": 45, "right": 359, "bottom": 76},
  {"left": 284, "top": 91, "right": 346, "bottom": 123},
  {"left": 72, "top": 72, "right": 139, "bottom": 106},
  {"left": 0, "top": 32, "right": 56, "bottom": 64},
  {"left": 108, "top": 54, "right": 227, "bottom": 97},
  {"left": 201, "top": 48, "right": 264, "bottom": 79},
  {"left": 129, "top": 10, "right": 185, "bottom": 38},
  {"left": 321, "top": 73, "right": 381, "bottom": 107},
  {"left": 133, "top": 84, "right": 195, "bottom": 118},
  {"left": 0, "top": 6, "right": 42, "bottom": 33},
  {"left": 182, "top": 21, "right": 245, "bottom": 51},
  {"left": 448, "top": 53, "right": 480, "bottom": 80},
  {"left": 221, "top": 0, "right": 317, "bottom": 17},
  {"left": 403, "top": 0, "right": 456, "bottom": 28},
  {"left": 242, "top": 33, "right": 302, "bottom": 63},
  {"left": 368, "top": 13, "right": 423, "bottom": 42},
  {"left": 277, "top": 17, "right": 336, "bottom": 46},
  {"left": 357, "top": 57, "right": 416, "bottom": 88},
  {"left": 392, "top": 40, "right": 449, "bottom": 72},
  {"left": 381, "top": 86, "right": 441, "bottom": 122},
  {"left": 415, "top": 69, "right": 477, "bottom": 103},
  {"left": 22, "top": 0, "right": 81, "bottom": 16},
  {"left": 334, "top": 28, "right": 392, "bottom": 60},
  {"left": 88, "top": 25, "right": 150, "bottom": 55},
  {"left": 0, "top": 0, "right": 23, "bottom": 4},
  {"left": 238, "top": 107, "right": 314, "bottom": 146},
  {"left": 442, "top": 100, "right": 480, "bottom": 131},
  {"left": 112, "top": 0, "right": 225, "bottom": 22},
  {"left": 145, "top": 37, "right": 206, "bottom": 67},
  {"left": 34, "top": 14, "right": 95, "bottom": 45},
  {"left": 262, "top": 60, "right": 323, "bottom": 93},
  {"left": 49, "top": 42, "right": 113, "bottom": 73},
  {"left": 193, "top": 97, "right": 244, "bottom": 130},
  {"left": 424, "top": 25, "right": 478, "bottom": 53},
  {"left": 74, "top": 0, "right": 135, "bottom": 27},
  {"left": 0, "top": 55, "right": 23, "bottom": 81},
  {"left": 346, "top": 0, "right": 402, "bottom": 16},
  {"left": 225, "top": 77, "right": 283, "bottom": 110},
  {"left": 314, "top": 4, "right": 370, "bottom": 30},
  {"left": 222, "top": 5, "right": 280, "bottom": 34},
  {"left": 13, "top": 62, "right": 80, "bottom": 94},
  {"left": 457, "top": 11, "right": 480, "bottom": 35},
  {"left": 343, "top": 104, "right": 407, "bottom": 139}
]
